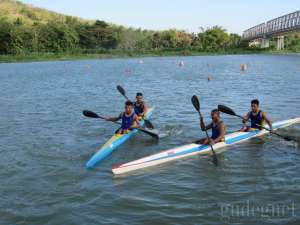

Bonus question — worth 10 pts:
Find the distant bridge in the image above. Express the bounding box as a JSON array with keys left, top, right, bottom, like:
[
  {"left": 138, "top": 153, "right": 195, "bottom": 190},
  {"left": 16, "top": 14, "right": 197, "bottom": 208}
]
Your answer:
[{"left": 242, "top": 10, "right": 300, "bottom": 50}]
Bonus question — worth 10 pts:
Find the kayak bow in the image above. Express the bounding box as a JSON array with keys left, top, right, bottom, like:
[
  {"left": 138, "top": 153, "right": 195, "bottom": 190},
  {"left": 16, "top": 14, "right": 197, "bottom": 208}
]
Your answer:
[
  {"left": 86, "top": 107, "right": 154, "bottom": 169},
  {"left": 112, "top": 117, "right": 300, "bottom": 175}
]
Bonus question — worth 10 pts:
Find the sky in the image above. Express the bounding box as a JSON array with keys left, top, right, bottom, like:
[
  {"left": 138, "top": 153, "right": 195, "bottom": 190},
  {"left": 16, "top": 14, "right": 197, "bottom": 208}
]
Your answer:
[{"left": 21, "top": 0, "right": 300, "bottom": 34}]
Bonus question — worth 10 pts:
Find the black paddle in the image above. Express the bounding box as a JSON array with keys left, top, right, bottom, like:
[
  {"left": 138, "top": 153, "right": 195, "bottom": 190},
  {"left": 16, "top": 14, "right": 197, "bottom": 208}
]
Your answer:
[
  {"left": 116, "top": 85, "right": 130, "bottom": 100},
  {"left": 116, "top": 85, "right": 154, "bottom": 129},
  {"left": 218, "top": 105, "right": 296, "bottom": 142},
  {"left": 191, "top": 95, "right": 218, "bottom": 166},
  {"left": 83, "top": 110, "right": 159, "bottom": 139}
]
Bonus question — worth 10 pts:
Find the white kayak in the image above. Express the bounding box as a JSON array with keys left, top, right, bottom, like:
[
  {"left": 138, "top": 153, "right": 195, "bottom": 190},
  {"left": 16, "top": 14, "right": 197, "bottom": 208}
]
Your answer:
[{"left": 112, "top": 117, "right": 300, "bottom": 175}]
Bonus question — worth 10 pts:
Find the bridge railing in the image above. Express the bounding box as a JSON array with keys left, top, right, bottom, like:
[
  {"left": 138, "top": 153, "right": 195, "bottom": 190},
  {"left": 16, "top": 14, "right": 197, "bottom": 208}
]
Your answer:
[{"left": 242, "top": 10, "right": 300, "bottom": 40}]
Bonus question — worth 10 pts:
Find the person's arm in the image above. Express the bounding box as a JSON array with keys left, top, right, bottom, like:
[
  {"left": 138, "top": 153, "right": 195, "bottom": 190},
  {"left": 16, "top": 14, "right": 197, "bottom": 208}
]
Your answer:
[
  {"left": 130, "top": 115, "right": 140, "bottom": 129},
  {"left": 212, "top": 123, "right": 226, "bottom": 143},
  {"left": 262, "top": 112, "right": 272, "bottom": 130},
  {"left": 106, "top": 113, "right": 122, "bottom": 122},
  {"left": 201, "top": 122, "right": 212, "bottom": 131},
  {"left": 243, "top": 112, "right": 250, "bottom": 124},
  {"left": 143, "top": 102, "right": 148, "bottom": 115}
]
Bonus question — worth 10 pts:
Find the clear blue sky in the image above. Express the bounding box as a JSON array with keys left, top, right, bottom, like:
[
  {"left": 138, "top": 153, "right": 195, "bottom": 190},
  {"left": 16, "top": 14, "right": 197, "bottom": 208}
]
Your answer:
[{"left": 21, "top": 0, "right": 299, "bottom": 34}]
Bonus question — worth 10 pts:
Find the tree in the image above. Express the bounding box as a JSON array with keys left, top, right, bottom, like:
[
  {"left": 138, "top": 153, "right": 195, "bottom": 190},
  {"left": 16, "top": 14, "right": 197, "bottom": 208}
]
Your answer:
[{"left": 0, "top": 19, "right": 13, "bottom": 54}]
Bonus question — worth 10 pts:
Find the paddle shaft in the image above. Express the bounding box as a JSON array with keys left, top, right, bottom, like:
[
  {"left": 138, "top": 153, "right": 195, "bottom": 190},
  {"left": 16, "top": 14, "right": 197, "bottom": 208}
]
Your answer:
[
  {"left": 198, "top": 111, "right": 218, "bottom": 156},
  {"left": 85, "top": 111, "right": 158, "bottom": 139},
  {"left": 234, "top": 114, "right": 290, "bottom": 140},
  {"left": 97, "top": 115, "right": 122, "bottom": 125}
]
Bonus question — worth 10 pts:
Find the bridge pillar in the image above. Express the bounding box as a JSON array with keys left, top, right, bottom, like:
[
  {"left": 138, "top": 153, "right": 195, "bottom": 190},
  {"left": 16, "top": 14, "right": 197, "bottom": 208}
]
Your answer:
[
  {"left": 276, "top": 36, "right": 284, "bottom": 50},
  {"left": 261, "top": 38, "right": 270, "bottom": 48}
]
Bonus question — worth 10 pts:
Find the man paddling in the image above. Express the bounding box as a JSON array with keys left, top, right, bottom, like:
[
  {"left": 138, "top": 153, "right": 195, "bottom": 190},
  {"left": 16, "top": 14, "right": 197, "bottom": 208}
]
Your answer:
[
  {"left": 196, "top": 109, "right": 226, "bottom": 145},
  {"left": 134, "top": 92, "right": 148, "bottom": 119},
  {"left": 106, "top": 101, "right": 140, "bottom": 134},
  {"left": 240, "top": 99, "right": 273, "bottom": 132}
]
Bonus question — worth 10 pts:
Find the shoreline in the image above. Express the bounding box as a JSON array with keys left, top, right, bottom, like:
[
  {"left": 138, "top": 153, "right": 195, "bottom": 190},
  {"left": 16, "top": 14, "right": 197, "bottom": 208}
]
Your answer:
[{"left": 0, "top": 49, "right": 299, "bottom": 64}]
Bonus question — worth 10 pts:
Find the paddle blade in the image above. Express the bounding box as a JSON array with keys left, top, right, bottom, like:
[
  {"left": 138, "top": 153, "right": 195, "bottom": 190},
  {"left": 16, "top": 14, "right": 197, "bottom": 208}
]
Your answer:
[
  {"left": 212, "top": 153, "right": 218, "bottom": 166},
  {"left": 276, "top": 133, "right": 298, "bottom": 142},
  {"left": 139, "top": 128, "right": 159, "bottom": 139},
  {"left": 83, "top": 110, "right": 100, "bottom": 118},
  {"left": 191, "top": 95, "right": 200, "bottom": 112},
  {"left": 117, "top": 85, "right": 126, "bottom": 97},
  {"left": 218, "top": 105, "right": 236, "bottom": 116},
  {"left": 144, "top": 120, "right": 154, "bottom": 129}
]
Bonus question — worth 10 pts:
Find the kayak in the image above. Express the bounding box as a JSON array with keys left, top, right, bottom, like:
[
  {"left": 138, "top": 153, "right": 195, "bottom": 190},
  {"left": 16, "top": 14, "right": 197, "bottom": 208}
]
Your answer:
[
  {"left": 112, "top": 117, "right": 300, "bottom": 175},
  {"left": 86, "top": 107, "right": 154, "bottom": 168}
]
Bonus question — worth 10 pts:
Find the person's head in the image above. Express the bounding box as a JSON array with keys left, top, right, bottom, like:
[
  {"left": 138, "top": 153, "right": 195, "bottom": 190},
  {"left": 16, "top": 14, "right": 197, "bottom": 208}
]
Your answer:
[
  {"left": 211, "top": 109, "right": 220, "bottom": 122},
  {"left": 125, "top": 100, "right": 133, "bottom": 114},
  {"left": 136, "top": 92, "right": 144, "bottom": 103},
  {"left": 251, "top": 99, "right": 260, "bottom": 113}
]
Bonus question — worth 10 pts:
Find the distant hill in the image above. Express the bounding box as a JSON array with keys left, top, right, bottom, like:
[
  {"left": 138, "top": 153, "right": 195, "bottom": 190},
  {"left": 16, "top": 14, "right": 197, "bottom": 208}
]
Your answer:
[
  {"left": 0, "top": 0, "right": 257, "bottom": 58},
  {"left": 0, "top": 0, "right": 88, "bottom": 24}
]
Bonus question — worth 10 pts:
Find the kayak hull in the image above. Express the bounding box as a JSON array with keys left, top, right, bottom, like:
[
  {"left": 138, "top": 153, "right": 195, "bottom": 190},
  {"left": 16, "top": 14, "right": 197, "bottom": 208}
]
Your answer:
[
  {"left": 86, "top": 107, "right": 154, "bottom": 168},
  {"left": 112, "top": 117, "right": 300, "bottom": 175}
]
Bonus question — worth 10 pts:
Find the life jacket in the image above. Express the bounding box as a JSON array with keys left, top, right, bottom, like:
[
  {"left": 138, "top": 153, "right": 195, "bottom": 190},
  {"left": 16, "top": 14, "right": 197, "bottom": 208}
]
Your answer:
[
  {"left": 134, "top": 102, "right": 144, "bottom": 115},
  {"left": 211, "top": 121, "right": 223, "bottom": 140},
  {"left": 249, "top": 110, "right": 263, "bottom": 129},
  {"left": 121, "top": 112, "right": 135, "bottom": 130}
]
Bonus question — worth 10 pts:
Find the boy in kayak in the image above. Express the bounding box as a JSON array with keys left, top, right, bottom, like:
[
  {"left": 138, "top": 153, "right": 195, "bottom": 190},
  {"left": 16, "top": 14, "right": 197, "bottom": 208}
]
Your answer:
[
  {"left": 240, "top": 99, "right": 273, "bottom": 132},
  {"left": 106, "top": 101, "right": 140, "bottom": 134},
  {"left": 134, "top": 92, "right": 148, "bottom": 119},
  {"left": 196, "top": 109, "right": 226, "bottom": 145}
]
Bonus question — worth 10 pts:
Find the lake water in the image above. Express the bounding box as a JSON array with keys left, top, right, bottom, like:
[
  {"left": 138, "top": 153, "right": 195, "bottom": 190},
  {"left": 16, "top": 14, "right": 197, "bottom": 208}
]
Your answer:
[{"left": 0, "top": 55, "right": 300, "bottom": 224}]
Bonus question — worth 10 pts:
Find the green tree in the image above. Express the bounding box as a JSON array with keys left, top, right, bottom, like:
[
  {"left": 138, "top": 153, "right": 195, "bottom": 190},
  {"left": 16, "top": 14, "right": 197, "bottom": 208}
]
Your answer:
[
  {"left": 0, "top": 19, "right": 13, "bottom": 54},
  {"left": 285, "top": 34, "right": 300, "bottom": 52}
]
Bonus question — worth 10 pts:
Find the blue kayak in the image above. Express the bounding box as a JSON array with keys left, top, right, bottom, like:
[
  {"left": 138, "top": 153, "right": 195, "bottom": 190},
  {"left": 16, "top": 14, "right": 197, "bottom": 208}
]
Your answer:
[{"left": 86, "top": 107, "right": 154, "bottom": 168}]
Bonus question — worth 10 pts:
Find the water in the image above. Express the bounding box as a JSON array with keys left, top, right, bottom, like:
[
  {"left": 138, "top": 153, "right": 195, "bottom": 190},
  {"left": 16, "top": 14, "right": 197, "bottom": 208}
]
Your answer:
[{"left": 0, "top": 55, "right": 300, "bottom": 224}]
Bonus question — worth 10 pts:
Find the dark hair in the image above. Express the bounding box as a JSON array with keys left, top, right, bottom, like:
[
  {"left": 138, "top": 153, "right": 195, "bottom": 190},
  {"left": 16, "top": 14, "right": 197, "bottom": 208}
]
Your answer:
[
  {"left": 251, "top": 99, "right": 259, "bottom": 106},
  {"left": 136, "top": 92, "right": 143, "bottom": 97},
  {"left": 125, "top": 100, "right": 133, "bottom": 106},
  {"left": 211, "top": 109, "right": 219, "bottom": 114}
]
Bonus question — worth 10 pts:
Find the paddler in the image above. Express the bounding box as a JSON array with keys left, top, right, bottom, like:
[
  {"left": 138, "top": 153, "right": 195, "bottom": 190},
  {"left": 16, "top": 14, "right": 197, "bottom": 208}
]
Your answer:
[
  {"left": 240, "top": 99, "right": 273, "bottom": 132},
  {"left": 196, "top": 109, "right": 226, "bottom": 144},
  {"left": 106, "top": 101, "right": 140, "bottom": 134},
  {"left": 134, "top": 92, "right": 148, "bottom": 119}
]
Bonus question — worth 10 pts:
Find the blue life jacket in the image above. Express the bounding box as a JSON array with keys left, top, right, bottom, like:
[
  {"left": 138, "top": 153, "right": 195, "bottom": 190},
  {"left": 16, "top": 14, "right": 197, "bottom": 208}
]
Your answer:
[
  {"left": 134, "top": 102, "right": 144, "bottom": 115},
  {"left": 211, "top": 121, "right": 223, "bottom": 139},
  {"left": 121, "top": 112, "right": 135, "bottom": 130},
  {"left": 249, "top": 110, "right": 263, "bottom": 129}
]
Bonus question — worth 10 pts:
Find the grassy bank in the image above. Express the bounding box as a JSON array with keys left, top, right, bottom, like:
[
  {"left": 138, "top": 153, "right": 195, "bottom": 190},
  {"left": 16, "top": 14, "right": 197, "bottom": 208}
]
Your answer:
[{"left": 0, "top": 49, "right": 298, "bottom": 63}]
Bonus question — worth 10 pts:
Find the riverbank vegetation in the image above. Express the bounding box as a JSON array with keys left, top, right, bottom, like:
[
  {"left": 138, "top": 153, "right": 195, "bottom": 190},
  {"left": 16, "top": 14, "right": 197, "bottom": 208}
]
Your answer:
[{"left": 0, "top": 0, "right": 299, "bottom": 63}]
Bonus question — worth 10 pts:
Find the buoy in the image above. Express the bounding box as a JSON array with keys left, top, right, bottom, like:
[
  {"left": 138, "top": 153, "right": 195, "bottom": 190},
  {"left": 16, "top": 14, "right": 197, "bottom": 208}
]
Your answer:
[
  {"left": 240, "top": 64, "right": 247, "bottom": 72},
  {"left": 124, "top": 69, "right": 132, "bottom": 74}
]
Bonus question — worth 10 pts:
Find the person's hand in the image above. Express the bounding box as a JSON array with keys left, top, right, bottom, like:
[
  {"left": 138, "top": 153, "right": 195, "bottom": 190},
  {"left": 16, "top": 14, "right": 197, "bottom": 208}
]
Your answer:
[
  {"left": 208, "top": 138, "right": 215, "bottom": 145},
  {"left": 131, "top": 124, "right": 140, "bottom": 129}
]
